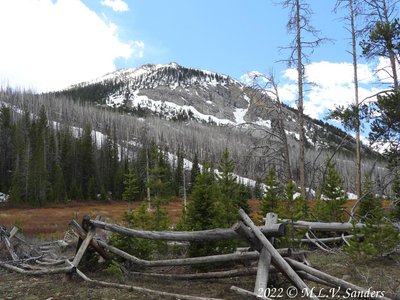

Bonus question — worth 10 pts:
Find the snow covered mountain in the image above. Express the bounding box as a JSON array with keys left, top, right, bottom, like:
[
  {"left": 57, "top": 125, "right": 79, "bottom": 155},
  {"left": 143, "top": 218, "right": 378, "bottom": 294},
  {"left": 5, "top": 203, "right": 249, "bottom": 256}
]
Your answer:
[
  {"left": 63, "top": 62, "right": 347, "bottom": 149},
  {"left": 57, "top": 62, "right": 388, "bottom": 193}
]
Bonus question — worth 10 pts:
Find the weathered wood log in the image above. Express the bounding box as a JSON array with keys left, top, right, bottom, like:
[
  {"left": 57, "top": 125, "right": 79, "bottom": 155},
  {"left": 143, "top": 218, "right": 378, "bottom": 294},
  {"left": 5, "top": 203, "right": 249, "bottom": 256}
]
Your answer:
[
  {"left": 297, "top": 271, "right": 336, "bottom": 287},
  {"left": 254, "top": 212, "right": 277, "bottom": 293},
  {"left": 3, "top": 236, "right": 19, "bottom": 262},
  {"left": 35, "top": 259, "right": 66, "bottom": 266},
  {"left": 66, "top": 261, "right": 223, "bottom": 300},
  {"left": 71, "top": 216, "right": 97, "bottom": 268},
  {"left": 9, "top": 226, "right": 18, "bottom": 239},
  {"left": 300, "top": 234, "right": 361, "bottom": 243},
  {"left": 230, "top": 285, "right": 272, "bottom": 300},
  {"left": 90, "top": 219, "right": 285, "bottom": 241},
  {"left": 0, "top": 261, "right": 72, "bottom": 275},
  {"left": 283, "top": 220, "right": 365, "bottom": 232},
  {"left": 129, "top": 267, "right": 272, "bottom": 280},
  {"left": 97, "top": 239, "right": 291, "bottom": 267},
  {"left": 232, "top": 221, "right": 263, "bottom": 250},
  {"left": 69, "top": 219, "right": 109, "bottom": 260},
  {"left": 285, "top": 258, "right": 392, "bottom": 300},
  {"left": 238, "top": 209, "right": 318, "bottom": 300}
]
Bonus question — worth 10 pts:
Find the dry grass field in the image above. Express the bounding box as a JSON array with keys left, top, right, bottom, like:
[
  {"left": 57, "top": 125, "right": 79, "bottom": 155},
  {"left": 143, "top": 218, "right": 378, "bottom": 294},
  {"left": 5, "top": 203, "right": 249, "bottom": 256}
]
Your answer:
[{"left": 0, "top": 199, "right": 392, "bottom": 240}]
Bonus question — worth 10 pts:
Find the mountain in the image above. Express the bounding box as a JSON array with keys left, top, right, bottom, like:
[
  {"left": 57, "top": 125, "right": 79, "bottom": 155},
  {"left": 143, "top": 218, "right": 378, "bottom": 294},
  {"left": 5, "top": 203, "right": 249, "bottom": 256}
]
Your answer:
[{"left": 51, "top": 62, "right": 388, "bottom": 194}]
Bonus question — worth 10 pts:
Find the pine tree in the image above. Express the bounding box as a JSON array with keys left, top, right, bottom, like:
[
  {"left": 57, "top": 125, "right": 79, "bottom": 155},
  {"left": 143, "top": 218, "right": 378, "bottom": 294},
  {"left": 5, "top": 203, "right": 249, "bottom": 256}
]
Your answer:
[
  {"left": 261, "top": 167, "right": 282, "bottom": 216},
  {"left": 217, "top": 148, "right": 250, "bottom": 223},
  {"left": 253, "top": 178, "right": 263, "bottom": 200},
  {"left": 0, "top": 106, "right": 13, "bottom": 193},
  {"left": 358, "top": 175, "right": 383, "bottom": 222},
  {"left": 173, "top": 146, "right": 184, "bottom": 197},
  {"left": 28, "top": 107, "right": 49, "bottom": 206},
  {"left": 189, "top": 153, "right": 200, "bottom": 193},
  {"left": 186, "top": 161, "right": 233, "bottom": 257},
  {"left": 314, "top": 160, "right": 347, "bottom": 222},
  {"left": 122, "top": 167, "right": 139, "bottom": 211},
  {"left": 392, "top": 172, "right": 400, "bottom": 221},
  {"left": 278, "top": 180, "right": 308, "bottom": 221},
  {"left": 79, "top": 124, "right": 95, "bottom": 200}
]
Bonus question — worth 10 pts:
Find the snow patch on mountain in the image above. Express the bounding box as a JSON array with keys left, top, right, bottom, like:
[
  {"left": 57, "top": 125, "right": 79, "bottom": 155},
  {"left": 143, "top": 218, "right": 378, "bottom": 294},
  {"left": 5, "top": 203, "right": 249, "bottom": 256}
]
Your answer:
[
  {"left": 128, "top": 90, "right": 234, "bottom": 125},
  {"left": 233, "top": 107, "right": 248, "bottom": 124}
]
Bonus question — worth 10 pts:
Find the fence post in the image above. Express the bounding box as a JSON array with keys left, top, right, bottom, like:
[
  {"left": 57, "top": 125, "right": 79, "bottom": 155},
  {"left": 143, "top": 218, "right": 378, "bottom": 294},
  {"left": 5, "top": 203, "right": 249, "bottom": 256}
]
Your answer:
[{"left": 254, "top": 212, "right": 277, "bottom": 293}]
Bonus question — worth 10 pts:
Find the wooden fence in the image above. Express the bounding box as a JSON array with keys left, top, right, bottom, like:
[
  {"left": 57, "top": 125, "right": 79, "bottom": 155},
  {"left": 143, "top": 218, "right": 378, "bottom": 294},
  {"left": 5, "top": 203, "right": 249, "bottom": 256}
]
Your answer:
[{"left": 0, "top": 210, "right": 395, "bottom": 300}]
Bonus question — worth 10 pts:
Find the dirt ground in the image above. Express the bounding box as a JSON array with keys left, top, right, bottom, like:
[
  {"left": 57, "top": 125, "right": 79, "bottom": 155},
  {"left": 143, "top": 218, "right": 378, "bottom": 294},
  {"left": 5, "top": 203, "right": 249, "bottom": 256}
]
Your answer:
[{"left": 1, "top": 251, "right": 399, "bottom": 300}]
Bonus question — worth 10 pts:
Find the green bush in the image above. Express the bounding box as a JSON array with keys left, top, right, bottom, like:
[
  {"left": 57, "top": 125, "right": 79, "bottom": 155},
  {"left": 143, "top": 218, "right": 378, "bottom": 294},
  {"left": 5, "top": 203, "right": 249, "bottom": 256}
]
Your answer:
[
  {"left": 108, "top": 201, "right": 169, "bottom": 261},
  {"left": 344, "top": 219, "right": 400, "bottom": 261}
]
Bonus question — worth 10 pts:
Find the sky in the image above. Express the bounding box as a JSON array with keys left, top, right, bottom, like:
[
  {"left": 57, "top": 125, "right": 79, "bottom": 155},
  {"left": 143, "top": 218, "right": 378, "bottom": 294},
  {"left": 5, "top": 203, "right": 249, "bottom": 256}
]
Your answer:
[{"left": 0, "top": 0, "right": 398, "bottom": 123}]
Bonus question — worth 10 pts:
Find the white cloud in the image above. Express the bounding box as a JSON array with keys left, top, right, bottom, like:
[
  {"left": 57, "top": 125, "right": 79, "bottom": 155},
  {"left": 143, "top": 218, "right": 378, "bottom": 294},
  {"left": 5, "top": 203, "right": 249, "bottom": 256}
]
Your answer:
[
  {"left": 376, "top": 56, "right": 400, "bottom": 85},
  {"left": 278, "top": 61, "right": 381, "bottom": 119},
  {"left": 101, "top": 0, "right": 129, "bottom": 12},
  {"left": 0, "top": 0, "right": 142, "bottom": 92}
]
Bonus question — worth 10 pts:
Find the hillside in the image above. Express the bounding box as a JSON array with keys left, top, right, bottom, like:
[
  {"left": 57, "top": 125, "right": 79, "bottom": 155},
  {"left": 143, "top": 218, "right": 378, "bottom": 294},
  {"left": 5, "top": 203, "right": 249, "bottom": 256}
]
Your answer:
[
  {"left": 56, "top": 62, "right": 388, "bottom": 193},
  {"left": 0, "top": 63, "right": 390, "bottom": 202}
]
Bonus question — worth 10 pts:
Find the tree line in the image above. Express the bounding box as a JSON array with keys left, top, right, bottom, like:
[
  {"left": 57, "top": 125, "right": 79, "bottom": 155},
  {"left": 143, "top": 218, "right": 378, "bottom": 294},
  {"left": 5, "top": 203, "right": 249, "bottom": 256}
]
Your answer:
[{"left": 0, "top": 104, "right": 255, "bottom": 208}]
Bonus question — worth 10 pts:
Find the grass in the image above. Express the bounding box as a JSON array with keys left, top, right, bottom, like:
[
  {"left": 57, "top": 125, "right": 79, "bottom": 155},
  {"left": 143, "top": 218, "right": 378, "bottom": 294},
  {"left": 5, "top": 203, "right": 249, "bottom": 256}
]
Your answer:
[{"left": 0, "top": 199, "right": 392, "bottom": 240}]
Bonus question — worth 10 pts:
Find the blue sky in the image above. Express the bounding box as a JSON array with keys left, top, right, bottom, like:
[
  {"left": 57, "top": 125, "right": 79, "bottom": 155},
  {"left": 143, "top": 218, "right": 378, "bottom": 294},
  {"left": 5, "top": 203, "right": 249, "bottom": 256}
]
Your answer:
[
  {"left": 86, "top": 0, "right": 352, "bottom": 78},
  {"left": 0, "top": 0, "right": 397, "bottom": 124}
]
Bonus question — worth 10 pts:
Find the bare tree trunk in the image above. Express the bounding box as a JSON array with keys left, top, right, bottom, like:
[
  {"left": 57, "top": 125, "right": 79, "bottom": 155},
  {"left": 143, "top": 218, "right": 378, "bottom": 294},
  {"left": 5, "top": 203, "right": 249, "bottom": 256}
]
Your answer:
[
  {"left": 183, "top": 164, "right": 187, "bottom": 211},
  {"left": 381, "top": 0, "right": 399, "bottom": 89},
  {"left": 146, "top": 148, "right": 151, "bottom": 211},
  {"left": 350, "top": 0, "right": 362, "bottom": 198},
  {"left": 296, "top": 0, "right": 306, "bottom": 197}
]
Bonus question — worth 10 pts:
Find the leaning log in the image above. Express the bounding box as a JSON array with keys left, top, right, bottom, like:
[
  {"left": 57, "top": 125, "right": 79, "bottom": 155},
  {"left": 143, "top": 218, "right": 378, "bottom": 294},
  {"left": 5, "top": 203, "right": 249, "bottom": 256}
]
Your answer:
[
  {"left": 69, "top": 219, "right": 109, "bottom": 260},
  {"left": 89, "top": 219, "right": 285, "bottom": 241},
  {"left": 97, "top": 239, "right": 291, "bottom": 267},
  {"left": 238, "top": 209, "right": 319, "bottom": 300},
  {"left": 285, "top": 258, "right": 392, "bottom": 300},
  {"left": 3, "top": 236, "right": 19, "bottom": 262}
]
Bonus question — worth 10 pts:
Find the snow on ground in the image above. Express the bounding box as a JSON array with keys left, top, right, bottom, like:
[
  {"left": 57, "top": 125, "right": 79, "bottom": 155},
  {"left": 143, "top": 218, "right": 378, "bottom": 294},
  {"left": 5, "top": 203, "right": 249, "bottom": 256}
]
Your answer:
[
  {"left": 106, "top": 94, "right": 125, "bottom": 107},
  {"left": 129, "top": 90, "right": 235, "bottom": 125},
  {"left": 285, "top": 129, "right": 300, "bottom": 140},
  {"left": 233, "top": 107, "right": 248, "bottom": 124},
  {"left": 347, "top": 192, "right": 358, "bottom": 200},
  {"left": 255, "top": 118, "right": 271, "bottom": 128}
]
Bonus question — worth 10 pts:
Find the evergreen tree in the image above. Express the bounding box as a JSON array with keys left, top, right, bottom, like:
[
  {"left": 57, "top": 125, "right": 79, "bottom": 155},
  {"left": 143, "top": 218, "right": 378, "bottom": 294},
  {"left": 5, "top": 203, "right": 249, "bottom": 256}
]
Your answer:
[
  {"left": 278, "top": 180, "right": 308, "bottom": 221},
  {"left": 186, "top": 161, "right": 233, "bottom": 257},
  {"left": 217, "top": 148, "right": 250, "bottom": 223},
  {"left": 358, "top": 175, "right": 383, "bottom": 222},
  {"left": 173, "top": 146, "right": 184, "bottom": 197},
  {"left": 369, "top": 90, "right": 400, "bottom": 167},
  {"left": 253, "top": 178, "right": 263, "bottom": 200},
  {"left": 314, "top": 160, "right": 347, "bottom": 222},
  {"left": 122, "top": 167, "right": 139, "bottom": 210},
  {"left": 79, "top": 124, "right": 95, "bottom": 200},
  {"left": 392, "top": 172, "right": 400, "bottom": 221},
  {"left": 28, "top": 107, "right": 49, "bottom": 206},
  {"left": 0, "top": 106, "right": 13, "bottom": 193},
  {"left": 261, "top": 167, "right": 282, "bottom": 217},
  {"left": 189, "top": 153, "right": 200, "bottom": 193},
  {"left": 59, "top": 128, "right": 75, "bottom": 200}
]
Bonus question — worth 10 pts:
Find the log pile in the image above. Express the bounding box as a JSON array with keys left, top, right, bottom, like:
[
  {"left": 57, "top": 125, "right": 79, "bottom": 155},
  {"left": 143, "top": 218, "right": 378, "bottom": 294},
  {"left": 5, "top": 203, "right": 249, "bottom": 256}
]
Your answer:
[{"left": 0, "top": 210, "right": 397, "bottom": 300}]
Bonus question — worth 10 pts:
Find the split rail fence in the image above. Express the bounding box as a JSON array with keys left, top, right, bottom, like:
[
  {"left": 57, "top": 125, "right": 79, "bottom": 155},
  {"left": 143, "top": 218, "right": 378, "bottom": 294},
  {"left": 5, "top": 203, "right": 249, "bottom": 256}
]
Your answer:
[{"left": 0, "top": 209, "right": 396, "bottom": 300}]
